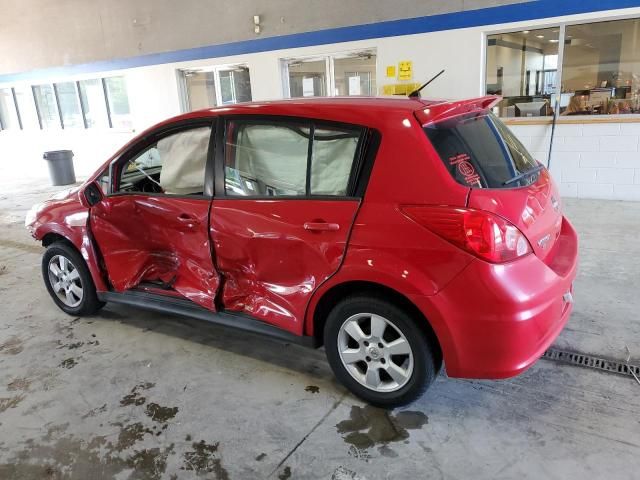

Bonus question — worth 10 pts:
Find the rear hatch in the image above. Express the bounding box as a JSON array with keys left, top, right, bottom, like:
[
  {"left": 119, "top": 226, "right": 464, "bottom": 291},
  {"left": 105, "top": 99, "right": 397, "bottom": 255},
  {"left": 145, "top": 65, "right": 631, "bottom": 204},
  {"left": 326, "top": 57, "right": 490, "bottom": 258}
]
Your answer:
[{"left": 421, "top": 108, "right": 563, "bottom": 261}]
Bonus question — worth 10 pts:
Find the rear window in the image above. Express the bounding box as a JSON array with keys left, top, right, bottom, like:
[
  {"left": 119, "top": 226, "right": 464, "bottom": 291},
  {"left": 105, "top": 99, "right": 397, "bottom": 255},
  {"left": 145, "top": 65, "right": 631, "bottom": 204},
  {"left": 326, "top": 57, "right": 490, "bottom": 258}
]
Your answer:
[{"left": 424, "top": 112, "right": 539, "bottom": 188}]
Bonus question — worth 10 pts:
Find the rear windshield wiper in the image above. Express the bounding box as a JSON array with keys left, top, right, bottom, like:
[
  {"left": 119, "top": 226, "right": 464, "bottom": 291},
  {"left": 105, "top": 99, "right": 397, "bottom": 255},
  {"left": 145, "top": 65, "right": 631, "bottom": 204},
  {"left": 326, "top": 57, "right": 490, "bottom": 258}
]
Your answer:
[{"left": 503, "top": 164, "right": 545, "bottom": 186}]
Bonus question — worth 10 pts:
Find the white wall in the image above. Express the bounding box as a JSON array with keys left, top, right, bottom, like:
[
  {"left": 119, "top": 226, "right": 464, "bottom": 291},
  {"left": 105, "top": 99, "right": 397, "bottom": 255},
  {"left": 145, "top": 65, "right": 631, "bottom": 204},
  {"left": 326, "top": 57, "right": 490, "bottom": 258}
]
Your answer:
[
  {"left": 1, "top": 6, "right": 640, "bottom": 200},
  {"left": 510, "top": 121, "right": 640, "bottom": 201}
]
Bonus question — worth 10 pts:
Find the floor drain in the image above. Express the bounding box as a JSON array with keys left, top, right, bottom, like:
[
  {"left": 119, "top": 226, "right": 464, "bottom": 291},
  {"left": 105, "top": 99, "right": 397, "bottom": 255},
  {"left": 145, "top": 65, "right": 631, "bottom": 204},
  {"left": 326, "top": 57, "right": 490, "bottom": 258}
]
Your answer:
[{"left": 542, "top": 347, "right": 640, "bottom": 379}]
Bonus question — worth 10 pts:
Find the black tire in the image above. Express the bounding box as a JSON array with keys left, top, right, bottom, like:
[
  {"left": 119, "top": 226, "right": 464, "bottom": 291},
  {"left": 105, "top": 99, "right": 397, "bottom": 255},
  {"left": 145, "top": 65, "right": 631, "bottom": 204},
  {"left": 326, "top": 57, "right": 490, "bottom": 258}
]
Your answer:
[
  {"left": 42, "top": 241, "right": 105, "bottom": 316},
  {"left": 324, "top": 295, "right": 438, "bottom": 407}
]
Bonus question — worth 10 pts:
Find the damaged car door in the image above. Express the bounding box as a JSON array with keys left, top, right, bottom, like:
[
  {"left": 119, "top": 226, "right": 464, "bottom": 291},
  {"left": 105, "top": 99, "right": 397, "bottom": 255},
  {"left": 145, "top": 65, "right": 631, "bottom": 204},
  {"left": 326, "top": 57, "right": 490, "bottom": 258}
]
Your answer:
[
  {"left": 211, "top": 117, "right": 366, "bottom": 333},
  {"left": 90, "top": 121, "right": 219, "bottom": 310}
]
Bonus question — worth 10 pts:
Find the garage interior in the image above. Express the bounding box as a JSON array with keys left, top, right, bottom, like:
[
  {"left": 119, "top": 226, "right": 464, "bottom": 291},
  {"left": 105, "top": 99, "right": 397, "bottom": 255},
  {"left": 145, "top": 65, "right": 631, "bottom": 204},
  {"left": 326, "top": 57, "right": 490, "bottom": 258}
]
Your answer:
[{"left": 1, "top": 1, "right": 640, "bottom": 479}]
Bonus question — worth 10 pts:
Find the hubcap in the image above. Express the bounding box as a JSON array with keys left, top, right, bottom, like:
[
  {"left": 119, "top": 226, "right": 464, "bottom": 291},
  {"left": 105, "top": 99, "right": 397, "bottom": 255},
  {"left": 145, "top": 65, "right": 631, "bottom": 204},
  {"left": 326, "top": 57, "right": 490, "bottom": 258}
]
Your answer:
[
  {"left": 48, "top": 255, "right": 83, "bottom": 308},
  {"left": 337, "top": 313, "right": 414, "bottom": 393}
]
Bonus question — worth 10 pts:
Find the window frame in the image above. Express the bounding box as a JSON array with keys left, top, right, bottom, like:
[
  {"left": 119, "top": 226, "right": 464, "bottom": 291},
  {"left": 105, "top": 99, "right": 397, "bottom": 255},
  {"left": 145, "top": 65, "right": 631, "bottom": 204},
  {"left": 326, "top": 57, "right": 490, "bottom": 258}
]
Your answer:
[
  {"left": 0, "top": 87, "right": 22, "bottom": 130},
  {"left": 177, "top": 63, "right": 253, "bottom": 112},
  {"left": 214, "top": 114, "right": 374, "bottom": 201},
  {"left": 483, "top": 12, "right": 640, "bottom": 119},
  {"left": 281, "top": 48, "right": 377, "bottom": 99},
  {"left": 106, "top": 118, "right": 217, "bottom": 200}
]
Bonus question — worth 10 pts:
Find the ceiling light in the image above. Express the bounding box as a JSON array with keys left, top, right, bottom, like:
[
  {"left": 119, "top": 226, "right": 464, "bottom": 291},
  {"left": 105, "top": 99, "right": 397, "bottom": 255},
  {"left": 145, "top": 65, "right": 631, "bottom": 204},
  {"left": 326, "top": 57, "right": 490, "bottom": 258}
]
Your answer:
[
  {"left": 523, "top": 30, "right": 530, "bottom": 34},
  {"left": 536, "top": 35, "right": 545, "bottom": 39},
  {"left": 549, "top": 39, "right": 559, "bottom": 43}
]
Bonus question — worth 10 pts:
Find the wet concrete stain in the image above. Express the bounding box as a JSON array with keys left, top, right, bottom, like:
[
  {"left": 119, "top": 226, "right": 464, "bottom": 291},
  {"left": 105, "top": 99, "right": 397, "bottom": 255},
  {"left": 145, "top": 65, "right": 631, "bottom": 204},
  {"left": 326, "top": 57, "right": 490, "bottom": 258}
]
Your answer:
[
  {"left": 0, "top": 336, "right": 23, "bottom": 355},
  {"left": 181, "top": 440, "right": 229, "bottom": 479},
  {"left": 278, "top": 465, "right": 292, "bottom": 479},
  {"left": 305, "top": 385, "right": 320, "bottom": 394},
  {"left": 59, "top": 358, "right": 77, "bottom": 369},
  {"left": 347, "top": 445, "right": 372, "bottom": 462},
  {"left": 378, "top": 444, "right": 399, "bottom": 458},
  {"left": 81, "top": 403, "right": 107, "bottom": 419},
  {"left": 0, "top": 423, "right": 176, "bottom": 480},
  {"left": 120, "top": 382, "right": 155, "bottom": 407},
  {"left": 7, "top": 377, "right": 31, "bottom": 391},
  {"left": 0, "top": 265, "right": 6, "bottom": 275},
  {"left": 336, "top": 406, "right": 428, "bottom": 449},
  {"left": 255, "top": 452, "right": 267, "bottom": 461},
  {"left": 0, "top": 395, "right": 25, "bottom": 413},
  {"left": 145, "top": 403, "right": 178, "bottom": 423}
]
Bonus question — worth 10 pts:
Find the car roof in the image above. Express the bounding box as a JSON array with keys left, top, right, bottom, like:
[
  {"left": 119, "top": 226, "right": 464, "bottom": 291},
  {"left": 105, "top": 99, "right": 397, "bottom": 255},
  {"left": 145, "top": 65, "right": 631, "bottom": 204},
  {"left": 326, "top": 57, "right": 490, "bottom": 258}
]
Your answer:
[
  {"left": 149, "top": 95, "right": 500, "bottom": 131},
  {"left": 168, "top": 96, "right": 442, "bottom": 120}
]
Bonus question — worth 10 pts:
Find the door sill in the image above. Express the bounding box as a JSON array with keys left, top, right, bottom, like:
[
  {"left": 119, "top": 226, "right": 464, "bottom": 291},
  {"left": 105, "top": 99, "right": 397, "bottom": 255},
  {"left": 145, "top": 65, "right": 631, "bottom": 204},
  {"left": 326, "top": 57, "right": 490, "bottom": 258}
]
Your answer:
[{"left": 96, "top": 290, "right": 318, "bottom": 348}]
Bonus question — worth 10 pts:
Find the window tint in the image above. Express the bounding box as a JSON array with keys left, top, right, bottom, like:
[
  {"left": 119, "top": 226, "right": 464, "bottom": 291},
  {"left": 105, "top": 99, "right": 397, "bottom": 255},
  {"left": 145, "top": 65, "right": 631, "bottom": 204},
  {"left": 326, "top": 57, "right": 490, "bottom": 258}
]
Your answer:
[
  {"left": 119, "top": 126, "right": 211, "bottom": 195},
  {"left": 225, "top": 122, "right": 309, "bottom": 196},
  {"left": 55, "top": 82, "right": 83, "bottom": 128},
  {"left": 33, "top": 85, "right": 60, "bottom": 129},
  {"left": 0, "top": 88, "right": 20, "bottom": 130},
  {"left": 224, "top": 120, "right": 362, "bottom": 197},
  {"left": 311, "top": 127, "right": 360, "bottom": 195},
  {"left": 79, "top": 79, "right": 110, "bottom": 128},
  {"left": 424, "top": 112, "right": 538, "bottom": 188},
  {"left": 104, "top": 77, "right": 132, "bottom": 129}
]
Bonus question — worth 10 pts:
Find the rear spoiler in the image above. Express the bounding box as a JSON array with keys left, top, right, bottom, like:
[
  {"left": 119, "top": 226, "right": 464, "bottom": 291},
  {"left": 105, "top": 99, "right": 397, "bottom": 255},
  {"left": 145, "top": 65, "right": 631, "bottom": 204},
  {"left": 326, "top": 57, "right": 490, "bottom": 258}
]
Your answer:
[{"left": 414, "top": 96, "right": 501, "bottom": 126}]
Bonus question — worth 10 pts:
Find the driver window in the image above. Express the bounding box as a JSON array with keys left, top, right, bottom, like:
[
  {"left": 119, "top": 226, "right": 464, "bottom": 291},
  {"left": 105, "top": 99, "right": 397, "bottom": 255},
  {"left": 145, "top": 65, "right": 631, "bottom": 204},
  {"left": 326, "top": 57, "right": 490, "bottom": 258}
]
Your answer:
[{"left": 118, "top": 125, "right": 211, "bottom": 195}]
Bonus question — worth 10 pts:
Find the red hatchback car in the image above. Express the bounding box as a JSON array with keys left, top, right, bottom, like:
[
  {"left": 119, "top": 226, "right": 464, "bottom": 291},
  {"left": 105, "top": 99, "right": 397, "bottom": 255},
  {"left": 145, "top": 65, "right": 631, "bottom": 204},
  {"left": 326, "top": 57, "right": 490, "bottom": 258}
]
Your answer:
[{"left": 26, "top": 96, "right": 578, "bottom": 406}]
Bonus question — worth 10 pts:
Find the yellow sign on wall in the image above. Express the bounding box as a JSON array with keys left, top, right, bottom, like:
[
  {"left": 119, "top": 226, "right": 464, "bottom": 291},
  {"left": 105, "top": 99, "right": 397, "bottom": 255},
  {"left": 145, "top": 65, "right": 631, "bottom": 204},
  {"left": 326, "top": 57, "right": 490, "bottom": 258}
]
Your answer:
[
  {"left": 386, "top": 65, "right": 396, "bottom": 78},
  {"left": 398, "top": 61, "right": 413, "bottom": 81}
]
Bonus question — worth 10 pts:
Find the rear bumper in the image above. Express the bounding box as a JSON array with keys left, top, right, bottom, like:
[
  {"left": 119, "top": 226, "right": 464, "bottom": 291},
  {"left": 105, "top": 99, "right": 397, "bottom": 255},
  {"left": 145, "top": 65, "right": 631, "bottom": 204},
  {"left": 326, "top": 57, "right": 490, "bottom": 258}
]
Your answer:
[{"left": 412, "top": 216, "right": 578, "bottom": 379}]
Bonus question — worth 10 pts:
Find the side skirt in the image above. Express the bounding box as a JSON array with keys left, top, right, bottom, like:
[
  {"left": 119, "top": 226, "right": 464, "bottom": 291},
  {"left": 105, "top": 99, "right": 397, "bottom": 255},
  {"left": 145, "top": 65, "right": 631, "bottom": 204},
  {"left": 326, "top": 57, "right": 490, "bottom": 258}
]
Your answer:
[{"left": 97, "top": 290, "right": 318, "bottom": 348}]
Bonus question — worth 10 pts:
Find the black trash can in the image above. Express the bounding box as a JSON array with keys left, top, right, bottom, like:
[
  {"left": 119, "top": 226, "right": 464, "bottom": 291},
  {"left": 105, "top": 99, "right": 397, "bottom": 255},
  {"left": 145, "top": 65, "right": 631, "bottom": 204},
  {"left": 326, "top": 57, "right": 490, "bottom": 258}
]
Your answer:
[{"left": 43, "top": 150, "right": 76, "bottom": 186}]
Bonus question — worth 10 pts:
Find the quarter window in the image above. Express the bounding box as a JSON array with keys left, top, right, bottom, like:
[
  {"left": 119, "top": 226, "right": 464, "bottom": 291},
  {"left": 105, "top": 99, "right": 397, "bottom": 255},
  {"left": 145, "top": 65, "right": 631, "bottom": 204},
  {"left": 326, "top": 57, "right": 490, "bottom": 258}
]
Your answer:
[{"left": 224, "top": 119, "right": 363, "bottom": 197}]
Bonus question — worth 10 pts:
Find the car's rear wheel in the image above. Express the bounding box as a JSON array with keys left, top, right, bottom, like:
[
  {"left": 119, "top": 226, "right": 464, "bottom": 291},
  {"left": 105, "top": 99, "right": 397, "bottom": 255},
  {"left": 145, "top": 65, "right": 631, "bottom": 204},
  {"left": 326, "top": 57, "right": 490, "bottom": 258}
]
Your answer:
[
  {"left": 324, "top": 295, "right": 438, "bottom": 407},
  {"left": 42, "top": 242, "right": 104, "bottom": 316}
]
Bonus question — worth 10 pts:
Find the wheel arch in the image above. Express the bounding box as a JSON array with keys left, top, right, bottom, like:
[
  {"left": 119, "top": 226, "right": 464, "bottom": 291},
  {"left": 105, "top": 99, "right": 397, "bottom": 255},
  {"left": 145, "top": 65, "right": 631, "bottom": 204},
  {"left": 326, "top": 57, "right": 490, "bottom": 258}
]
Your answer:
[{"left": 309, "top": 280, "right": 442, "bottom": 364}]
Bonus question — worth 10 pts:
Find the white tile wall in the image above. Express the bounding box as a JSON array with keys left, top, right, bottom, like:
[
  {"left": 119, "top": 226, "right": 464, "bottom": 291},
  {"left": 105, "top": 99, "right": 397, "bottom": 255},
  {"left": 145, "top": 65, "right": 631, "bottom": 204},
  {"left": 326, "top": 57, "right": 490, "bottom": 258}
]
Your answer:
[{"left": 509, "top": 121, "right": 640, "bottom": 201}]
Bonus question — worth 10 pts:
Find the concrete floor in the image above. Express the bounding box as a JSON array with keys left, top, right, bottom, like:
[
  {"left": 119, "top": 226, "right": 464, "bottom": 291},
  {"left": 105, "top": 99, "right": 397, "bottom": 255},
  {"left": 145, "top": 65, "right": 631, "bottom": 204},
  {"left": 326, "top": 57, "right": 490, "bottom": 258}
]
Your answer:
[{"left": 0, "top": 180, "right": 639, "bottom": 479}]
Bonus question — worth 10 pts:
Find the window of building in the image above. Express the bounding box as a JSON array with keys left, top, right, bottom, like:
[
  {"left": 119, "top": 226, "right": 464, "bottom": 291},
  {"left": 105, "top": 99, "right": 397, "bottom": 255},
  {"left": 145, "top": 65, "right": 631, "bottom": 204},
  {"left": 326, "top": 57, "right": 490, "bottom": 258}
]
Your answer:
[
  {"left": 13, "top": 86, "right": 39, "bottom": 129},
  {"left": 218, "top": 66, "right": 252, "bottom": 104},
  {"left": 486, "top": 27, "right": 559, "bottom": 117},
  {"left": 182, "top": 71, "right": 217, "bottom": 111},
  {"left": 55, "top": 82, "right": 83, "bottom": 128},
  {"left": 562, "top": 18, "right": 640, "bottom": 115},
  {"left": 285, "top": 57, "right": 329, "bottom": 98},
  {"left": 33, "top": 84, "right": 61, "bottom": 129},
  {"left": 486, "top": 18, "right": 640, "bottom": 117},
  {"left": 179, "top": 65, "right": 253, "bottom": 112},
  {"left": 224, "top": 120, "right": 363, "bottom": 197},
  {"left": 78, "top": 79, "right": 110, "bottom": 128},
  {"left": 282, "top": 50, "right": 377, "bottom": 98},
  {"left": 0, "top": 88, "right": 20, "bottom": 130},
  {"left": 104, "top": 76, "right": 132, "bottom": 130}
]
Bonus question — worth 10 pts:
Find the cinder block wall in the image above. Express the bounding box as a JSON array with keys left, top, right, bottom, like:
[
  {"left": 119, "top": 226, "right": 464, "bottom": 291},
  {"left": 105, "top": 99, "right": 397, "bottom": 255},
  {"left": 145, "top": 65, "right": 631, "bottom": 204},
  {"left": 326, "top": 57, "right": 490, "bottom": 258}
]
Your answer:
[{"left": 509, "top": 123, "right": 640, "bottom": 201}]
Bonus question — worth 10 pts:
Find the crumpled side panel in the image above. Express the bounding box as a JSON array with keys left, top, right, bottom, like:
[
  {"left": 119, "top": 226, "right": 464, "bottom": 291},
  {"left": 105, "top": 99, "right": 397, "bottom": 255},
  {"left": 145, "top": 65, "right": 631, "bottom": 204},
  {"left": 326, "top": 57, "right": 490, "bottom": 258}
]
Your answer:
[
  {"left": 90, "top": 195, "right": 219, "bottom": 311},
  {"left": 210, "top": 199, "right": 359, "bottom": 335}
]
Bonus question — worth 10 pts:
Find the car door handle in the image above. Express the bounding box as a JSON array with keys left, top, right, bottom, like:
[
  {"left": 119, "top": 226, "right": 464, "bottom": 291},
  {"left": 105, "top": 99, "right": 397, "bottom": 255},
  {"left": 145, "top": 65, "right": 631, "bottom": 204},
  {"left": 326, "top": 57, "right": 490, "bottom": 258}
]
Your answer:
[
  {"left": 304, "top": 222, "right": 340, "bottom": 232},
  {"left": 177, "top": 214, "right": 200, "bottom": 226}
]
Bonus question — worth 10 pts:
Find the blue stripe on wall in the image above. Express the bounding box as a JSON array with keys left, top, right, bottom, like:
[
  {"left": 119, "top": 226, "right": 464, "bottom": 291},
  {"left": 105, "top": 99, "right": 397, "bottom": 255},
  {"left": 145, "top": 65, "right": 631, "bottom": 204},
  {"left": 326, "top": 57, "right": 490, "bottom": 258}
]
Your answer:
[{"left": 1, "top": 0, "right": 640, "bottom": 83}]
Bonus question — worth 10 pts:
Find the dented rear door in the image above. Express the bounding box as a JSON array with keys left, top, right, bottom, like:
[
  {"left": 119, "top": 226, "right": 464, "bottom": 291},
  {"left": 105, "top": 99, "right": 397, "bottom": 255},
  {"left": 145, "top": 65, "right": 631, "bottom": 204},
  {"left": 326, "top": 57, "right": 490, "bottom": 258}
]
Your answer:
[{"left": 210, "top": 117, "right": 367, "bottom": 334}]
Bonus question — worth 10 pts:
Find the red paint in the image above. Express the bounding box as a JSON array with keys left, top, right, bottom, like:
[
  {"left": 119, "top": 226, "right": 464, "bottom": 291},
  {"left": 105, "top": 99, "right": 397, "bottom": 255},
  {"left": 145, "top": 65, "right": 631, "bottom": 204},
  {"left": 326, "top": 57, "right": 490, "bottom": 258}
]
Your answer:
[
  {"left": 90, "top": 195, "right": 219, "bottom": 310},
  {"left": 28, "top": 96, "right": 578, "bottom": 380}
]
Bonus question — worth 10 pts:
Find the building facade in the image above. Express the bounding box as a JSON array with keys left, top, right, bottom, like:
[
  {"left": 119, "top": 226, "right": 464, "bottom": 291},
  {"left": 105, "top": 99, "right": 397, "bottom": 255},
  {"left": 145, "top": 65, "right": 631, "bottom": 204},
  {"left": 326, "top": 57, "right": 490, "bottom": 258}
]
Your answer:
[{"left": 1, "top": 0, "right": 639, "bottom": 200}]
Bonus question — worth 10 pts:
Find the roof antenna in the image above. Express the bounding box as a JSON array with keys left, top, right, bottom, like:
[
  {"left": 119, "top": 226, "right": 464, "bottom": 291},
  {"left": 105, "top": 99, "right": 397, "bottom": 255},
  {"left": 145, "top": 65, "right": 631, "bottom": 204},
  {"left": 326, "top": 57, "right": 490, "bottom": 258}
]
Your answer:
[{"left": 408, "top": 69, "right": 445, "bottom": 98}]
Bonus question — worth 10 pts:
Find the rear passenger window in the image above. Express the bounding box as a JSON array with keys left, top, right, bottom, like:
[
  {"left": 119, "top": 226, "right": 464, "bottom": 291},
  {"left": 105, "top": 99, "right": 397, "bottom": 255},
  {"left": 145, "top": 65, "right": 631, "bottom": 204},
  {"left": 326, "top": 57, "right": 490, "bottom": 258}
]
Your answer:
[
  {"left": 224, "top": 119, "right": 362, "bottom": 197},
  {"left": 311, "top": 127, "right": 360, "bottom": 196}
]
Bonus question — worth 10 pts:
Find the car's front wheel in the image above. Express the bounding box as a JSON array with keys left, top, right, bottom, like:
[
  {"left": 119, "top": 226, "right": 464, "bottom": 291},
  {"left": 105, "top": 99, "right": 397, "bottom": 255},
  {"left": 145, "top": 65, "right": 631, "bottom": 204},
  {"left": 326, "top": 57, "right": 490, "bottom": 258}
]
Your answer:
[
  {"left": 42, "top": 242, "right": 104, "bottom": 316},
  {"left": 324, "top": 295, "right": 439, "bottom": 407}
]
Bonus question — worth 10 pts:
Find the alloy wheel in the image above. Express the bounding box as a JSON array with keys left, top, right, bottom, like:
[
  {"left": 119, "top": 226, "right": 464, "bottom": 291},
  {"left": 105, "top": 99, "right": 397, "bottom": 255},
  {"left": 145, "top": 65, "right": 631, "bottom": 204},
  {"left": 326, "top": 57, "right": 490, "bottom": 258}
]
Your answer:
[
  {"left": 48, "top": 254, "right": 83, "bottom": 308},
  {"left": 337, "top": 313, "right": 414, "bottom": 392}
]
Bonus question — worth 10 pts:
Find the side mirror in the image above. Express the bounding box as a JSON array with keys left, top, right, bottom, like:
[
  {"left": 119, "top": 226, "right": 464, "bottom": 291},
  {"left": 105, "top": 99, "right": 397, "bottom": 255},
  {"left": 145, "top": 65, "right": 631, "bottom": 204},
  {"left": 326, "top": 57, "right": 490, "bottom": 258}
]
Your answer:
[{"left": 84, "top": 183, "right": 103, "bottom": 207}]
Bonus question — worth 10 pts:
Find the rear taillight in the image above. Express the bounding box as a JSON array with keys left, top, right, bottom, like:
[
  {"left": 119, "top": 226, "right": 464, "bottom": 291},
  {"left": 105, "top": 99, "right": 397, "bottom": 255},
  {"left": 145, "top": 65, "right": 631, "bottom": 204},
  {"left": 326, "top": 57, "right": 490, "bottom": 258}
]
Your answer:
[{"left": 401, "top": 206, "right": 532, "bottom": 263}]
